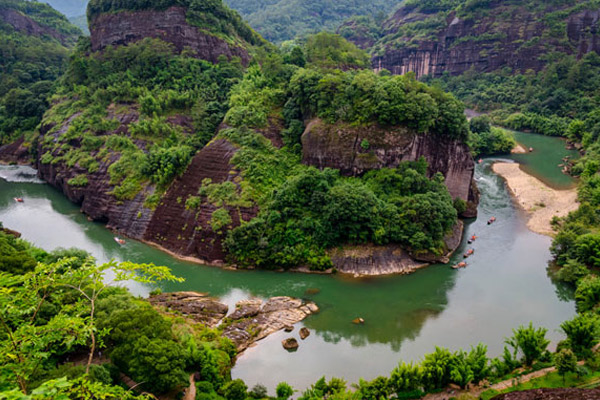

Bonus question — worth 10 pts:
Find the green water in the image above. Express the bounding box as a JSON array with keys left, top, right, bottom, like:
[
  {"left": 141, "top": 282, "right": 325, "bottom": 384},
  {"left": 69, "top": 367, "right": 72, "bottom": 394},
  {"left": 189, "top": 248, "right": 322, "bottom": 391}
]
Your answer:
[
  {"left": 508, "top": 131, "right": 580, "bottom": 190},
  {"left": 0, "top": 132, "right": 578, "bottom": 391}
]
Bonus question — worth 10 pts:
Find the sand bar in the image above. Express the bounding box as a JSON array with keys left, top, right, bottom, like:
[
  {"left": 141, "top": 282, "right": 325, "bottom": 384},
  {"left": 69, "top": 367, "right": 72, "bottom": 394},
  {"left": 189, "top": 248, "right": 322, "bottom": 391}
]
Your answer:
[{"left": 492, "top": 162, "right": 578, "bottom": 236}]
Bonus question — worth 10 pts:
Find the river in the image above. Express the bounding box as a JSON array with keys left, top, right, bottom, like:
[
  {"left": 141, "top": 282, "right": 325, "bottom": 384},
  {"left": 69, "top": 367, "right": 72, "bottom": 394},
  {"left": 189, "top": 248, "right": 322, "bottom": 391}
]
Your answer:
[{"left": 0, "top": 132, "right": 579, "bottom": 392}]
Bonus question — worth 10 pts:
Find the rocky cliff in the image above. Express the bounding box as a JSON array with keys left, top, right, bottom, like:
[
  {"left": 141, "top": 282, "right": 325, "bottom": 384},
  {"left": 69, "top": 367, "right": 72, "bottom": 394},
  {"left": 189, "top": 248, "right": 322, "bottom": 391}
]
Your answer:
[
  {"left": 0, "top": 8, "right": 68, "bottom": 44},
  {"left": 368, "top": 1, "right": 600, "bottom": 78},
  {"left": 301, "top": 119, "right": 478, "bottom": 216},
  {"left": 89, "top": 6, "right": 250, "bottom": 64}
]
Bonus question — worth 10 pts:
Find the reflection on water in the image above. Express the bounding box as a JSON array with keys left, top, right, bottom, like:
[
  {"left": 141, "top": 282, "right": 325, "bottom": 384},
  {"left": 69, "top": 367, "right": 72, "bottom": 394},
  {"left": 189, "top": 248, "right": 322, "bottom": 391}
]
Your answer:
[{"left": 0, "top": 135, "right": 578, "bottom": 390}]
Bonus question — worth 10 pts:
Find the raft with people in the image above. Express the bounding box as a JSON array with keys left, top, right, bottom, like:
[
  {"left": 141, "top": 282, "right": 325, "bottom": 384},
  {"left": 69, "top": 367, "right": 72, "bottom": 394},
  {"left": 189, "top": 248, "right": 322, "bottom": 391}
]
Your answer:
[
  {"left": 467, "top": 234, "right": 477, "bottom": 244},
  {"left": 463, "top": 249, "right": 475, "bottom": 258},
  {"left": 13, "top": 197, "right": 23, "bottom": 203},
  {"left": 114, "top": 237, "right": 126, "bottom": 245},
  {"left": 487, "top": 216, "right": 497, "bottom": 225},
  {"left": 452, "top": 261, "right": 467, "bottom": 269}
]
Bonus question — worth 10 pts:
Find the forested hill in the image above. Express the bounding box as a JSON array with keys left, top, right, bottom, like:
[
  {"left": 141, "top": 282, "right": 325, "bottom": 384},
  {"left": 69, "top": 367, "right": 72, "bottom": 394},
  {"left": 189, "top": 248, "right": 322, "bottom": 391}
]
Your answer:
[
  {"left": 344, "top": 0, "right": 600, "bottom": 78},
  {"left": 223, "top": 0, "right": 400, "bottom": 43},
  {"left": 0, "top": 0, "right": 81, "bottom": 145}
]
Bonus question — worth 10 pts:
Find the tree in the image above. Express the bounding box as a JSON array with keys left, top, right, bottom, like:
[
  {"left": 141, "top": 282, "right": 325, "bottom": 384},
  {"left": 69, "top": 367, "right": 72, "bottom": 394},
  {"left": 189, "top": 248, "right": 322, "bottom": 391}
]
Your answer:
[
  {"left": 276, "top": 382, "right": 294, "bottom": 400},
  {"left": 60, "top": 259, "right": 184, "bottom": 374},
  {"left": 555, "top": 349, "right": 577, "bottom": 384},
  {"left": 575, "top": 275, "right": 600, "bottom": 313},
  {"left": 561, "top": 314, "right": 599, "bottom": 358},
  {"left": 422, "top": 347, "right": 453, "bottom": 390},
  {"left": 0, "top": 262, "right": 88, "bottom": 394},
  {"left": 389, "top": 362, "right": 424, "bottom": 396},
  {"left": 222, "top": 379, "right": 247, "bottom": 400},
  {"left": 506, "top": 323, "right": 550, "bottom": 367}
]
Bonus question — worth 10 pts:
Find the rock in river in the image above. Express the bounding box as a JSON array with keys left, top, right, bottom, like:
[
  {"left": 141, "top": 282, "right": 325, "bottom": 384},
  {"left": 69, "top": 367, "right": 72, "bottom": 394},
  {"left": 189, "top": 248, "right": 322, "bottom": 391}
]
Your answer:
[
  {"left": 282, "top": 338, "right": 299, "bottom": 351},
  {"left": 299, "top": 327, "right": 310, "bottom": 340}
]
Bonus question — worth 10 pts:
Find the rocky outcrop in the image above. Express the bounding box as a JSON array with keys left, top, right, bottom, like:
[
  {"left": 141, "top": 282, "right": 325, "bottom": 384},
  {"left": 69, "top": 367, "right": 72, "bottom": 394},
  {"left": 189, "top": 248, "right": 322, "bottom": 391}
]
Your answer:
[
  {"left": 149, "top": 291, "right": 229, "bottom": 326},
  {"left": 0, "top": 8, "right": 68, "bottom": 44},
  {"left": 89, "top": 6, "right": 250, "bottom": 65},
  {"left": 0, "top": 137, "right": 30, "bottom": 165},
  {"left": 371, "top": 2, "right": 600, "bottom": 78},
  {"left": 149, "top": 292, "right": 319, "bottom": 353},
  {"left": 329, "top": 220, "right": 464, "bottom": 276},
  {"left": 301, "top": 119, "right": 476, "bottom": 206},
  {"left": 492, "top": 388, "right": 600, "bottom": 400}
]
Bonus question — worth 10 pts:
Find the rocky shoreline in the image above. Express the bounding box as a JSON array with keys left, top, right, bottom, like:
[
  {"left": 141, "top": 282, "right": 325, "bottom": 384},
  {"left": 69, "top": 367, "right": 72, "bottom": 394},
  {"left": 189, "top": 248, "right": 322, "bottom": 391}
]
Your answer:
[{"left": 148, "top": 291, "right": 319, "bottom": 353}]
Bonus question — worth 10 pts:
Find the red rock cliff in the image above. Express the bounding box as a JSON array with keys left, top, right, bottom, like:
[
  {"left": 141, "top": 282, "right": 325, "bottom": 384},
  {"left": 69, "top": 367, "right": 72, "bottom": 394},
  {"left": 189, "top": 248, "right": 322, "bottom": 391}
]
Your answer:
[
  {"left": 301, "top": 119, "right": 478, "bottom": 216},
  {"left": 370, "top": 3, "right": 600, "bottom": 78},
  {"left": 89, "top": 6, "right": 250, "bottom": 64}
]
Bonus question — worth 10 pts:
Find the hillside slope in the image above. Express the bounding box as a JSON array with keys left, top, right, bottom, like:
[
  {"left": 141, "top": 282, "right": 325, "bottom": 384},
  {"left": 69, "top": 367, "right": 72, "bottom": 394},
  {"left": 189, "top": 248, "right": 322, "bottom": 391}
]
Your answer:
[
  {"left": 0, "top": 0, "right": 81, "bottom": 147},
  {"left": 356, "top": 0, "right": 600, "bottom": 78}
]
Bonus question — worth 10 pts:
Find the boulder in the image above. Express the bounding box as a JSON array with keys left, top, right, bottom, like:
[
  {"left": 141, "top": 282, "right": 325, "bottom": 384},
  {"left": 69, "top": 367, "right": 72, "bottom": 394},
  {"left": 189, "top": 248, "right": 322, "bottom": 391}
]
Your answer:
[
  {"left": 282, "top": 338, "right": 299, "bottom": 351},
  {"left": 299, "top": 327, "right": 310, "bottom": 339}
]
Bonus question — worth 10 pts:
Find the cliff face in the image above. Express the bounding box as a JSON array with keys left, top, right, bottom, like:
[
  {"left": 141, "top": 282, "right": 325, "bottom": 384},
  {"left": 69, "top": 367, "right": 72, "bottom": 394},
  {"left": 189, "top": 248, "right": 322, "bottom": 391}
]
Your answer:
[
  {"left": 36, "top": 109, "right": 156, "bottom": 239},
  {"left": 370, "top": 2, "right": 600, "bottom": 78},
  {"left": 144, "top": 139, "right": 257, "bottom": 264},
  {"left": 0, "top": 8, "right": 67, "bottom": 43},
  {"left": 89, "top": 6, "right": 250, "bottom": 64},
  {"left": 301, "top": 119, "right": 478, "bottom": 215}
]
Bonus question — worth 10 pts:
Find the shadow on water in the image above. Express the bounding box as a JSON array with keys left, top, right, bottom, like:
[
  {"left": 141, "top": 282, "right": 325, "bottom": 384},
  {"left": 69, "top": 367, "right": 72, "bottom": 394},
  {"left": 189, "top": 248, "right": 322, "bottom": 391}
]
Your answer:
[{"left": 0, "top": 142, "right": 577, "bottom": 390}]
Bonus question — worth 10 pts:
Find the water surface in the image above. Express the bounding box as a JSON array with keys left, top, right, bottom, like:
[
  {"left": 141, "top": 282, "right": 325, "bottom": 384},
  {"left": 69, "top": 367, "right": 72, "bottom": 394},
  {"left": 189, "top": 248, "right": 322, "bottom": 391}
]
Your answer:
[{"left": 0, "top": 132, "right": 578, "bottom": 391}]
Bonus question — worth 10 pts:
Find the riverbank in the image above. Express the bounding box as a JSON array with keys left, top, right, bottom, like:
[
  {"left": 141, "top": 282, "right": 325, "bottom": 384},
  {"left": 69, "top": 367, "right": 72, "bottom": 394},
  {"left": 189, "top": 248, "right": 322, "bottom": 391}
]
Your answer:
[{"left": 492, "top": 162, "right": 578, "bottom": 236}]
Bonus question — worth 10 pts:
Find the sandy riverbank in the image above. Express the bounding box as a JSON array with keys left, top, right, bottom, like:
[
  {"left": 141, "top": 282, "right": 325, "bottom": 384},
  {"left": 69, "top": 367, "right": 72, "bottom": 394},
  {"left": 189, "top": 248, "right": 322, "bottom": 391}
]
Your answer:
[
  {"left": 511, "top": 143, "right": 527, "bottom": 154},
  {"left": 492, "top": 162, "right": 578, "bottom": 236}
]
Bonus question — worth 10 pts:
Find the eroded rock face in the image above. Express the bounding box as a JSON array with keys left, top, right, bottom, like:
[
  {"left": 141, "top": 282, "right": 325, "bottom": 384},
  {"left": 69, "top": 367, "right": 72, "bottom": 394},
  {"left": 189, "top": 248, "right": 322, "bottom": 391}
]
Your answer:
[
  {"left": 0, "top": 137, "right": 30, "bottom": 165},
  {"left": 329, "top": 220, "right": 463, "bottom": 276},
  {"left": 149, "top": 292, "right": 318, "bottom": 353},
  {"left": 0, "top": 8, "right": 68, "bottom": 44},
  {"left": 35, "top": 107, "right": 157, "bottom": 240},
  {"left": 492, "top": 388, "right": 600, "bottom": 400},
  {"left": 371, "top": 4, "right": 600, "bottom": 78},
  {"left": 89, "top": 6, "right": 250, "bottom": 65},
  {"left": 301, "top": 119, "right": 476, "bottom": 206},
  {"left": 143, "top": 139, "right": 258, "bottom": 263}
]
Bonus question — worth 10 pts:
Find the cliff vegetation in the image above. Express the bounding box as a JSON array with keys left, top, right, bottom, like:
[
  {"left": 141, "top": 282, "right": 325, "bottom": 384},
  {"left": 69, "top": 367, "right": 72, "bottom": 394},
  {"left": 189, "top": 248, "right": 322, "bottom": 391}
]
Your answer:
[{"left": 0, "top": 0, "right": 81, "bottom": 145}]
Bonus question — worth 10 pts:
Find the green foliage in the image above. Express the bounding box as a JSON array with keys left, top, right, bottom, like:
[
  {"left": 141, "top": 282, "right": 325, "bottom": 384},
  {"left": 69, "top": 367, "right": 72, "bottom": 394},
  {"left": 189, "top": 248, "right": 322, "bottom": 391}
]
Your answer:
[
  {"left": 221, "top": 379, "right": 247, "bottom": 400},
  {"left": 554, "top": 349, "right": 577, "bottom": 383},
  {"left": 506, "top": 323, "right": 551, "bottom": 367},
  {"left": 575, "top": 275, "right": 600, "bottom": 313},
  {"left": 276, "top": 382, "right": 294, "bottom": 400},
  {"left": 470, "top": 127, "right": 516, "bottom": 156},
  {"left": 67, "top": 174, "right": 88, "bottom": 187},
  {"left": 0, "top": 232, "right": 37, "bottom": 274},
  {"left": 225, "top": 159, "right": 457, "bottom": 270},
  {"left": 304, "top": 32, "right": 370, "bottom": 70},
  {"left": 286, "top": 67, "right": 468, "bottom": 139},
  {"left": 0, "top": 0, "right": 81, "bottom": 145},
  {"left": 560, "top": 313, "right": 599, "bottom": 358},
  {"left": 225, "top": 0, "right": 397, "bottom": 43}
]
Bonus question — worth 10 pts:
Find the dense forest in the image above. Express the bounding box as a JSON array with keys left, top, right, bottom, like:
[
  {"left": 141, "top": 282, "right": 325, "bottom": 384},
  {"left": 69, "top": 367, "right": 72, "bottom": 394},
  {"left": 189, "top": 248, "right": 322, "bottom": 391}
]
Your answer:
[{"left": 0, "top": 0, "right": 81, "bottom": 145}]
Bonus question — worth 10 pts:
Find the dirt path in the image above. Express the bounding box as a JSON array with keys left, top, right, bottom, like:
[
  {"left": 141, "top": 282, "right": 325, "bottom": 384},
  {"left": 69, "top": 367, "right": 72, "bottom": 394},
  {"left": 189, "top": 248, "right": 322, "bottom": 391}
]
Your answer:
[
  {"left": 492, "top": 162, "right": 578, "bottom": 236},
  {"left": 183, "top": 374, "right": 196, "bottom": 400}
]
